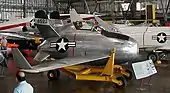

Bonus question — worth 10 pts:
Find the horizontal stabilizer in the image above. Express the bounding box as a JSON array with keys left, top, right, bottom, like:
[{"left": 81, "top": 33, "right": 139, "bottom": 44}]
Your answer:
[{"left": 12, "top": 48, "right": 32, "bottom": 69}]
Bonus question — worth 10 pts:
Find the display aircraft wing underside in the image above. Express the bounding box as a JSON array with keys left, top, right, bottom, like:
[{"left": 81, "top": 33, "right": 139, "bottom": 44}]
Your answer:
[{"left": 12, "top": 48, "right": 109, "bottom": 73}]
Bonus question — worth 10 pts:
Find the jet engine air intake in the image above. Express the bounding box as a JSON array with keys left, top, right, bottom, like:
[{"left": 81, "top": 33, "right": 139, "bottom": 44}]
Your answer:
[
  {"left": 50, "top": 11, "right": 60, "bottom": 19},
  {"left": 35, "top": 10, "right": 48, "bottom": 19}
]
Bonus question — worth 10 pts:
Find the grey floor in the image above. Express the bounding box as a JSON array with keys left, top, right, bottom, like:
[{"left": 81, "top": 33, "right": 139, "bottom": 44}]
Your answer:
[{"left": 0, "top": 57, "right": 170, "bottom": 93}]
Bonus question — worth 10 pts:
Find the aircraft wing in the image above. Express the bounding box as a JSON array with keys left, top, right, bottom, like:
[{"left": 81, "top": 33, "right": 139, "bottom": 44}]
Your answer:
[
  {"left": 0, "top": 32, "right": 32, "bottom": 40},
  {"left": 12, "top": 48, "right": 109, "bottom": 73},
  {"left": 60, "top": 13, "right": 102, "bottom": 20},
  {"left": 0, "top": 17, "right": 33, "bottom": 31}
]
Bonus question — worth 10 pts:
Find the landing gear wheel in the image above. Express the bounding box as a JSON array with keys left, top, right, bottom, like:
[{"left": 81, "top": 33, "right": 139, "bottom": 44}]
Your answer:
[
  {"left": 158, "top": 52, "right": 167, "bottom": 60},
  {"left": 147, "top": 52, "right": 157, "bottom": 63},
  {"left": 123, "top": 69, "right": 133, "bottom": 81},
  {"left": 47, "top": 70, "right": 60, "bottom": 81},
  {"left": 115, "top": 76, "right": 127, "bottom": 89}
]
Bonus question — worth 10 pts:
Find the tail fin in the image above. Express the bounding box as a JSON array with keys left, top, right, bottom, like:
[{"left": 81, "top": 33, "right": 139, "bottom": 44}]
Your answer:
[
  {"left": 12, "top": 48, "right": 32, "bottom": 69},
  {"left": 34, "top": 10, "right": 61, "bottom": 39},
  {"left": 35, "top": 24, "right": 61, "bottom": 39},
  {"left": 69, "top": 8, "right": 83, "bottom": 23},
  {"left": 94, "top": 16, "right": 117, "bottom": 32},
  {"left": 69, "top": 8, "right": 91, "bottom": 30}
]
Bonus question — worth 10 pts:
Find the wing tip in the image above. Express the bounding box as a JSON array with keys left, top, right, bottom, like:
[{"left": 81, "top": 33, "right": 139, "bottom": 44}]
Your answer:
[{"left": 20, "top": 69, "right": 40, "bottom": 73}]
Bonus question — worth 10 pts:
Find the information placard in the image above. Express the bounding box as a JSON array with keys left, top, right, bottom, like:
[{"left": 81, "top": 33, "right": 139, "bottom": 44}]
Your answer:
[{"left": 132, "top": 60, "right": 157, "bottom": 80}]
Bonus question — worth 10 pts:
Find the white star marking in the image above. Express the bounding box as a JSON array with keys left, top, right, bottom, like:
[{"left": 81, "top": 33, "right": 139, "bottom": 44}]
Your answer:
[
  {"left": 158, "top": 33, "right": 166, "bottom": 42},
  {"left": 57, "top": 39, "right": 67, "bottom": 51}
]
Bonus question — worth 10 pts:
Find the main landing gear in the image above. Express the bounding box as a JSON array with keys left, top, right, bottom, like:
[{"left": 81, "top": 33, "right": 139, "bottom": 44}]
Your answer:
[
  {"left": 46, "top": 49, "right": 133, "bottom": 88},
  {"left": 47, "top": 70, "right": 60, "bottom": 80},
  {"left": 147, "top": 51, "right": 168, "bottom": 63}
]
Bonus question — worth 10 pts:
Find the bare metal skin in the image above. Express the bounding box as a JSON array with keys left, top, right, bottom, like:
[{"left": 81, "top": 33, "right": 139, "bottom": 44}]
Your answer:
[{"left": 36, "top": 19, "right": 139, "bottom": 65}]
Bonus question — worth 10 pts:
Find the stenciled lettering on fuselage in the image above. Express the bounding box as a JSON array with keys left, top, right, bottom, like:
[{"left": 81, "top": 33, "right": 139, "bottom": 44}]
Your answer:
[
  {"left": 152, "top": 32, "right": 170, "bottom": 43},
  {"left": 50, "top": 37, "right": 76, "bottom": 53}
]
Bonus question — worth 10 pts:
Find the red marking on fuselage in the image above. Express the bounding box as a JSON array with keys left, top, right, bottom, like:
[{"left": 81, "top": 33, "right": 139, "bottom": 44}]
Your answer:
[
  {"left": 0, "top": 22, "right": 30, "bottom": 30},
  {"left": 82, "top": 16, "right": 101, "bottom": 20}
]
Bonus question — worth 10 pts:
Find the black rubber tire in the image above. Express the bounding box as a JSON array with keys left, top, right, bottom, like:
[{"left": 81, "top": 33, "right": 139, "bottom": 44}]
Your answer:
[
  {"left": 115, "top": 76, "right": 127, "bottom": 89},
  {"left": 147, "top": 52, "right": 157, "bottom": 63},
  {"left": 158, "top": 52, "right": 167, "bottom": 60},
  {"left": 47, "top": 70, "right": 60, "bottom": 81},
  {"left": 123, "top": 69, "right": 133, "bottom": 81}
]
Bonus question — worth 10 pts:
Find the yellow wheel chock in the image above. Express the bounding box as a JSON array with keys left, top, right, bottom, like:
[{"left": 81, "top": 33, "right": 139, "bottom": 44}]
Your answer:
[{"left": 58, "top": 49, "right": 133, "bottom": 88}]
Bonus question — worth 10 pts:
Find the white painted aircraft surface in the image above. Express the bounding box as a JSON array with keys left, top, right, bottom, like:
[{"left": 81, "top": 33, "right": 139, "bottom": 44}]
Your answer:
[{"left": 69, "top": 8, "right": 170, "bottom": 61}]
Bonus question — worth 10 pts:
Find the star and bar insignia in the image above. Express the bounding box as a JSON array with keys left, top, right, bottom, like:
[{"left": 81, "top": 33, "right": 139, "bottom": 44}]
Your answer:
[
  {"left": 50, "top": 37, "right": 76, "bottom": 53},
  {"left": 152, "top": 32, "right": 170, "bottom": 43}
]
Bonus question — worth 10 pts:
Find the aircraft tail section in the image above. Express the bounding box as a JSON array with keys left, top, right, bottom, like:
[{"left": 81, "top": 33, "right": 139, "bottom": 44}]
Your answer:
[
  {"left": 34, "top": 10, "right": 61, "bottom": 39},
  {"left": 12, "top": 48, "right": 32, "bottom": 69},
  {"left": 69, "top": 8, "right": 83, "bottom": 22},
  {"left": 35, "top": 24, "right": 61, "bottom": 39},
  {"left": 69, "top": 8, "right": 91, "bottom": 30},
  {"left": 94, "top": 16, "right": 118, "bottom": 32}
]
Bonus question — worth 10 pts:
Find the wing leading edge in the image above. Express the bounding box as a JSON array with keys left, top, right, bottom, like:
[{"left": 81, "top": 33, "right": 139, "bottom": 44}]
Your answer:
[{"left": 12, "top": 48, "right": 109, "bottom": 73}]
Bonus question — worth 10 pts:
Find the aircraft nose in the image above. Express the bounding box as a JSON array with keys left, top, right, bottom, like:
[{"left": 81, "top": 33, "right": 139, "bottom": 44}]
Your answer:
[{"left": 127, "top": 37, "right": 139, "bottom": 54}]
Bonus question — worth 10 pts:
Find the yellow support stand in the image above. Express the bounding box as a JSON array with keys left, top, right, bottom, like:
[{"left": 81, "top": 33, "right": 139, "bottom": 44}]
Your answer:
[
  {"left": 59, "top": 48, "right": 133, "bottom": 88},
  {"left": 101, "top": 48, "right": 115, "bottom": 76}
]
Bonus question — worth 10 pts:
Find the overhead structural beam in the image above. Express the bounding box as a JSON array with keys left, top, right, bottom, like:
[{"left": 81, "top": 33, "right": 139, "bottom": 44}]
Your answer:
[
  {"left": 45, "top": 0, "right": 49, "bottom": 13},
  {"left": 97, "top": 1, "right": 109, "bottom": 3},
  {"left": 160, "top": 0, "right": 166, "bottom": 21},
  {"left": 119, "top": 2, "right": 125, "bottom": 19},
  {"left": 22, "top": 0, "right": 26, "bottom": 18},
  {"left": 52, "top": 0, "right": 59, "bottom": 11},
  {"left": 64, "top": 0, "right": 72, "bottom": 13},
  {"left": 93, "top": 0, "right": 111, "bottom": 13},
  {"left": 83, "top": 0, "right": 91, "bottom": 14},
  {"left": 124, "top": 0, "right": 134, "bottom": 19},
  {"left": 93, "top": 0, "right": 99, "bottom": 13},
  {"left": 165, "top": 0, "right": 170, "bottom": 14}
]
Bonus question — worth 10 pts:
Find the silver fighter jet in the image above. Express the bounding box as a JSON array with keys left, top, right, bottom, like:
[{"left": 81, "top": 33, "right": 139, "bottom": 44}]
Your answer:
[{"left": 12, "top": 10, "right": 140, "bottom": 74}]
